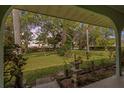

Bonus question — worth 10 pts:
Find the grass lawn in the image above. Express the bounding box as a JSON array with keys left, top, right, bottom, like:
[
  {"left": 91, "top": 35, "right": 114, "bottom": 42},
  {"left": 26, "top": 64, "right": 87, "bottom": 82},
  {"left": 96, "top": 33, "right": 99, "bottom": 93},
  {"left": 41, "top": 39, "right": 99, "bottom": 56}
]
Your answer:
[
  {"left": 23, "top": 50, "right": 115, "bottom": 86},
  {"left": 23, "top": 53, "right": 73, "bottom": 71},
  {"left": 23, "top": 50, "right": 112, "bottom": 71}
]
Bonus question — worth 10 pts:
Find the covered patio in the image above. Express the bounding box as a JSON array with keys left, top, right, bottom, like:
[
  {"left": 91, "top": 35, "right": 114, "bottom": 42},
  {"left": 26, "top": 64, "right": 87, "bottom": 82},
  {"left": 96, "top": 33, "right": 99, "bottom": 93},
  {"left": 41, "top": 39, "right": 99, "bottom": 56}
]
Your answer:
[
  {"left": 84, "top": 73, "right": 124, "bottom": 88},
  {"left": 0, "top": 5, "right": 124, "bottom": 88}
]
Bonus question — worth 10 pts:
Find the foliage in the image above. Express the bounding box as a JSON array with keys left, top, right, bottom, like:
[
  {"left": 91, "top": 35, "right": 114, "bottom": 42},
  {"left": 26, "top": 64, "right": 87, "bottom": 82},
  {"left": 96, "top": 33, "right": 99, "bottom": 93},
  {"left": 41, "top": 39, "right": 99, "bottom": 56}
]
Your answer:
[
  {"left": 23, "top": 51, "right": 115, "bottom": 87},
  {"left": 89, "top": 26, "right": 115, "bottom": 48},
  {"left": 23, "top": 50, "right": 113, "bottom": 72},
  {"left": 57, "top": 34, "right": 72, "bottom": 56},
  {"left": 5, "top": 10, "right": 115, "bottom": 54},
  {"left": 4, "top": 44, "right": 27, "bottom": 87},
  {"left": 4, "top": 10, "right": 117, "bottom": 87},
  {"left": 24, "top": 65, "right": 64, "bottom": 86}
]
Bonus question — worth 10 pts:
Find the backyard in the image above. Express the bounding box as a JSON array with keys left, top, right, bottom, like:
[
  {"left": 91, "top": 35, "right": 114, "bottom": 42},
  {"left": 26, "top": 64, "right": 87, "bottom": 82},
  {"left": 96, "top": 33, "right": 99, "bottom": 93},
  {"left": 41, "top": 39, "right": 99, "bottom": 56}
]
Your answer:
[
  {"left": 24, "top": 50, "right": 113, "bottom": 71},
  {"left": 23, "top": 50, "right": 115, "bottom": 86},
  {"left": 4, "top": 9, "right": 117, "bottom": 88}
]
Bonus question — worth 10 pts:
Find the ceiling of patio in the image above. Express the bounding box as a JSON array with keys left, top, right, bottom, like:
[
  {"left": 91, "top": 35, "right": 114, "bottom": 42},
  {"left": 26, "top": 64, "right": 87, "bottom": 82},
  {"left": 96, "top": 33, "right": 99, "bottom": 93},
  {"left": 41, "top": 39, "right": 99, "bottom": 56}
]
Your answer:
[
  {"left": 13, "top": 5, "right": 116, "bottom": 29},
  {"left": 77, "top": 5, "right": 124, "bottom": 30},
  {"left": 108, "top": 6, "right": 124, "bottom": 15}
]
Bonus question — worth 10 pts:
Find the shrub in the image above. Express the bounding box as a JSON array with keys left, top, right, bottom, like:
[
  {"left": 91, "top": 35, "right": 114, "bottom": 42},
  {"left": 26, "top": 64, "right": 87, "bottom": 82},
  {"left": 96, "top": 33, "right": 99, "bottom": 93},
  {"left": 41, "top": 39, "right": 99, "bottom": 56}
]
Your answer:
[
  {"left": 4, "top": 44, "right": 27, "bottom": 88},
  {"left": 57, "top": 47, "right": 66, "bottom": 56},
  {"left": 23, "top": 65, "right": 64, "bottom": 86}
]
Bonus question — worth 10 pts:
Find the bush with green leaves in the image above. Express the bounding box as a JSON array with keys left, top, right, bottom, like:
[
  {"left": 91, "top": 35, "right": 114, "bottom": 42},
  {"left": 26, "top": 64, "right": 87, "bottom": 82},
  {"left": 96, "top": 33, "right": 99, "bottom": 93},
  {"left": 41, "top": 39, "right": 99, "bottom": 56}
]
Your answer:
[
  {"left": 57, "top": 35, "right": 72, "bottom": 56},
  {"left": 4, "top": 44, "right": 27, "bottom": 88}
]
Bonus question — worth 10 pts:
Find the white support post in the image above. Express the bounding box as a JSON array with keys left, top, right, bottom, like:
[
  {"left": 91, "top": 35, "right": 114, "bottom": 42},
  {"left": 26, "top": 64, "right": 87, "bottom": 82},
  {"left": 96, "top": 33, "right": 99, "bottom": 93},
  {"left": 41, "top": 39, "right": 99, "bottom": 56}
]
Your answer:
[
  {"left": 115, "top": 31, "right": 122, "bottom": 77},
  {"left": 86, "top": 28, "right": 89, "bottom": 53},
  {"left": 12, "top": 9, "right": 21, "bottom": 46}
]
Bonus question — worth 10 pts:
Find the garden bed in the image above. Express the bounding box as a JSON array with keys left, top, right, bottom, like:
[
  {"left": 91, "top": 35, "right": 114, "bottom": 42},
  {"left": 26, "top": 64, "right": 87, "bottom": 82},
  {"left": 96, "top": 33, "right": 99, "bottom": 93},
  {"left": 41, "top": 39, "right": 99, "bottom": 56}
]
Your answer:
[{"left": 56, "top": 63, "right": 115, "bottom": 88}]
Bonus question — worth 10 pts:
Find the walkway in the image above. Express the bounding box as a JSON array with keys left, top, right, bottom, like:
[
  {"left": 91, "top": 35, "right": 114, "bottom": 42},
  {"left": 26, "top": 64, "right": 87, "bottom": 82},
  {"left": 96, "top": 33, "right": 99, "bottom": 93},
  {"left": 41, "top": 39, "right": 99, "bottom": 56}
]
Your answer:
[
  {"left": 84, "top": 75, "right": 124, "bottom": 88},
  {"left": 33, "top": 80, "right": 60, "bottom": 88}
]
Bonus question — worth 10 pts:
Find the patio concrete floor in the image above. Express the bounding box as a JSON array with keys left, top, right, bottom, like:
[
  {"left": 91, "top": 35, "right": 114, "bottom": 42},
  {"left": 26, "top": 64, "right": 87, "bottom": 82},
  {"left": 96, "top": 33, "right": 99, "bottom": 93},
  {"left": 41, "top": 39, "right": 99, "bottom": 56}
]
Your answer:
[
  {"left": 33, "top": 75, "right": 124, "bottom": 88},
  {"left": 33, "top": 80, "right": 60, "bottom": 88},
  {"left": 84, "top": 75, "right": 124, "bottom": 88}
]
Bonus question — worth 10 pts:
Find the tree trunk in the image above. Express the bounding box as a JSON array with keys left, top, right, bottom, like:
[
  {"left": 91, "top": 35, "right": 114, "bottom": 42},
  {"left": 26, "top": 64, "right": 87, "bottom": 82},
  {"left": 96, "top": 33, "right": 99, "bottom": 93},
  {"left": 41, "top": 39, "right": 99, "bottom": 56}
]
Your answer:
[
  {"left": 15, "top": 72, "right": 23, "bottom": 88},
  {"left": 25, "top": 39, "right": 29, "bottom": 53},
  {"left": 12, "top": 9, "right": 21, "bottom": 46},
  {"left": 12, "top": 9, "right": 23, "bottom": 88},
  {"left": 61, "top": 30, "right": 67, "bottom": 46}
]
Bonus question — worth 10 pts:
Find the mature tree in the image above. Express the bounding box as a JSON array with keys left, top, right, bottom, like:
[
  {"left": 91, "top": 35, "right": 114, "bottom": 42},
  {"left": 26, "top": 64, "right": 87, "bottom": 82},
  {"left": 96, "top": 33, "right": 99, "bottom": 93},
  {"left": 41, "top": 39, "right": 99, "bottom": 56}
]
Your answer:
[
  {"left": 4, "top": 9, "right": 28, "bottom": 88},
  {"left": 21, "top": 26, "right": 33, "bottom": 52},
  {"left": 20, "top": 11, "right": 36, "bottom": 52},
  {"left": 12, "top": 9, "right": 25, "bottom": 88},
  {"left": 89, "top": 26, "right": 115, "bottom": 48}
]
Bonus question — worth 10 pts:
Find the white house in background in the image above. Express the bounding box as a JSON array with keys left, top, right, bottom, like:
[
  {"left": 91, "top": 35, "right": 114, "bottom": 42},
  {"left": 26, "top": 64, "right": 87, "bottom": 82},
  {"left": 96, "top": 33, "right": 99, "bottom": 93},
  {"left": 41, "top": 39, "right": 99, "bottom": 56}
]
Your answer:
[
  {"left": 28, "top": 40, "right": 52, "bottom": 48},
  {"left": 28, "top": 40, "right": 42, "bottom": 48}
]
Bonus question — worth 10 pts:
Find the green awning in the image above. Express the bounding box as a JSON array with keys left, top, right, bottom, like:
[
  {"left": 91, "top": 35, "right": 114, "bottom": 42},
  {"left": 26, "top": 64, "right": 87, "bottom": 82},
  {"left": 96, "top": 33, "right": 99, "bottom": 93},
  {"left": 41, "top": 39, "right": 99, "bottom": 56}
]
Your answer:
[{"left": 14, "top": 5, "right": 115, "bottom": 29}]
